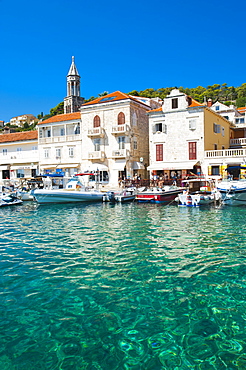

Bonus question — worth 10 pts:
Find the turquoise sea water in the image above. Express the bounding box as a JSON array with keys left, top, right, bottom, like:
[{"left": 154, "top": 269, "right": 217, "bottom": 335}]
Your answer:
[{"left": 1, "top": 202, "right": 246, "bottom": 369}]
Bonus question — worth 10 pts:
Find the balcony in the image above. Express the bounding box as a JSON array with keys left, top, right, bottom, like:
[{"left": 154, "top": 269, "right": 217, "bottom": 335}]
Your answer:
[
  {"left": 0, "top": 152, "right": 39, "bottom": 164},
  {"left": 111, "top": 124, "right": 130, "bottom": 135},
  {"left": 112, "top": 149, "right": 130, "bottom": 158},
  {"left": 39, "top": 134, "right": 79, "bottom": 144},
  {"left": 88, "top": 127, "right": 104, "bottom": 137},
  {"left": 88, "top": 151, "right": 106, "bottom": 160},
  {"left": 205, "top": 148, "right": 246, "bottom": 159},
  {"left": 230, "top": 138, "right": 246, "bottom": 147}
]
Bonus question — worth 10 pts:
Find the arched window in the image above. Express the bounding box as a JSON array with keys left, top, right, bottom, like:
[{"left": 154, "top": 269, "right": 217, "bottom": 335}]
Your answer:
[
  {"left": 93, "top": 115, "right": 101, "bottom": 128},
  {"left": 118, "top": 112, "right": 125, "bottom": 125}
]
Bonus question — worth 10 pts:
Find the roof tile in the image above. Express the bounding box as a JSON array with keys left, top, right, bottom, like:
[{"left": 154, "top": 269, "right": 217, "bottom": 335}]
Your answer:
[
  {"left": 0, "top": 130, "right": 38, "bottom": 143},
  {"left": 82, "top": 91, "right": 150, "bottom": 107},
  {"left": 39, "top": 112, "right": 81, "bottom": 124}
]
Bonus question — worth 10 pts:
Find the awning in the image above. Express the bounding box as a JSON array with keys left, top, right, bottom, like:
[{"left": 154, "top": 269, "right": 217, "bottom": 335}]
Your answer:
[
  {"left": 39, "top": 165, "right": 57, "bottom": 169},
  {"left": 147, "top": 161, "right": 198, "bottom": 171},
  {"left": 11, "top": 165, "right": 38, "bottom": 170},
  {"left": 0, "top": 165, "right": 10, "bottom": 170},
  {"left": 225, "top": 166, "right": 246, "bottom": 170},
  {"left": 56, "top": 164, "right": 79, "bottom": 168},
  {"left": 133, "top": 161, "right": 145, "bottom": 170},
  {"left": 113, "top": 160, "right": 126, "bottom": 171},
  {"left": 87, "top": 163, "right": 108, "bottom": 171}
]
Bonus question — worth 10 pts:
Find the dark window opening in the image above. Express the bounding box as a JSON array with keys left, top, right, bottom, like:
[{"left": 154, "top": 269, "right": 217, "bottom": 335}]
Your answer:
[{"left": 172, "top": 98, "right": 178, "bottom": 109}]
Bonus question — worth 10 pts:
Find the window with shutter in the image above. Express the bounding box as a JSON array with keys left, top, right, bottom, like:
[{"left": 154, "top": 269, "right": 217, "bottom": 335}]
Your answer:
[
  {"left": 119, "top": 136, "right": 125, "bottom": 149},
  {"left": 93, "top": 115, "right": 100, "bottom": 128},
  {"left": 156, "top": 144, "right": 163, "bottom": 161},
  {"left": 118, "top": 112, "right": 125, "bottom": 125},
  {"left": 188, "top": 142, "right": 197, "bottom": 160},
  {"left": 94, "top": 138, "right": 100, "bottom": 151},
  {"left": 189, "top": 119, "right": 196, "bottom": 130}
]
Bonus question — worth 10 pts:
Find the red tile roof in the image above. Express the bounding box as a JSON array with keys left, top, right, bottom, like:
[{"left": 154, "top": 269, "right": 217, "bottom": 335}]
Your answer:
[
  {"left": 0, "top": 130, "right": 38, "bottom": 143},
  {"left": 148, "top": 107, "right": 163, "bottom": 113},
  {"left": 148, "top": 98, "right": 204, "bottom": 114},
  {"left": 82, "top": 91, "right": 149, "bottom": 107},
  {"left": 39, "top": 112, "right": 81, "bottom": 124},
  {"left": 238, "top": 107, "right": 246, "bottom": 114},
  {"left": 189, "top": 99, "right": 204, "bottom": 107}
]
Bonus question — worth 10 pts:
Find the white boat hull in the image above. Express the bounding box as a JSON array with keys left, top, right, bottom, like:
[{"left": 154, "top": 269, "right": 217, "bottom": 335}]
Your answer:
[
  {"left": 32, "top": 189, "right": 104, "bottom": 204},
  {"left": 178, "top": 191, "right": 221, "bottom": 207},
  {"left": 0, "top": 194, "right": 23, "bottom": 207},
  {"left": 220, "top": 189, "right": 246, "bottom": 206},
  {"left": 114, "top": 194, "right": 136, "bottom": 203},
  {"left": 217, "top": 180, "right": 246, "bottom": 206}
]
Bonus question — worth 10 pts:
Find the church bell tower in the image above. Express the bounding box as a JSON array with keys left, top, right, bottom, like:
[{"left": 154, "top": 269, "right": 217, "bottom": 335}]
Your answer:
[{"left": 64, "top": 56, "right": 84, "bottom": 113}]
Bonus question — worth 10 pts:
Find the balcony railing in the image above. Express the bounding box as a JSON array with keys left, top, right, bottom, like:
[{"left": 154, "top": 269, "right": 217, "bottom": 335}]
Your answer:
[
  {"left": 88, "top": 127, "right": 104, "bottom": 137},
  {"left": 230, "top": 138, "right": 246, "bottom": 147},
  {"left": 88, "top": 151, "right": 105, "bottom": 160},
  {"left": 205, "top": 148, "right": 246, "bottom": 159},
  {"left": 112, "top": 124, "right": 130, "bottom": 135},
  {"left": 39, "top": 134, "right": 79, "bottom": 144},
  {"left": 112, "top": 149, "right": 130, "bottom": 158},
  {"left": 0, "top": 152, "right": 39, "bottom": 163}
]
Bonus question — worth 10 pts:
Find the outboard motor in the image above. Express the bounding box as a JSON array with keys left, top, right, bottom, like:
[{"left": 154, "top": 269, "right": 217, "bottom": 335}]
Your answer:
[{"left": 102, "top": 191, "right": 116, "bottom": 203}]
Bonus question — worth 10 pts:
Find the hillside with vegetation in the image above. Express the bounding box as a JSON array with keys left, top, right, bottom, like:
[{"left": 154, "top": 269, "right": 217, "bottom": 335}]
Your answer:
[
  {"left": 37, "top": 83, "right": 246, "bottom": 122},
  {"left": 3, "top": 83, "right": 244, "bottom": 134},
  {"left": 127, "top": 83, "right": 246, "bottom": 108}
]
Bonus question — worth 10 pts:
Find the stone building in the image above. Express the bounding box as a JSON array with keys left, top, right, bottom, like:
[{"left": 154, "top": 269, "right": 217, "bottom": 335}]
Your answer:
[
  {"left": 147, "top": 89, "right": 232, "bottom": 180},
  {"left": 80, "top": 91, "right": 161, "bottom": 187}
]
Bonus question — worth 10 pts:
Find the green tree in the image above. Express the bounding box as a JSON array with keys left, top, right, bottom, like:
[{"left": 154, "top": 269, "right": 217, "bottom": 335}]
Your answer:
[
  {"left": 236, "top": 97, "right": 246, "bottom": 108},
  {"left": 98, "top": 91, "right": 109, "bottom": 97}
]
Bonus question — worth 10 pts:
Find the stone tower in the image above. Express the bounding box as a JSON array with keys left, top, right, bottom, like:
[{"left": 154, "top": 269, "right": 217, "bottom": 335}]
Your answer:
[{"left": 64, "top": 56, "right": 84, "bottom": 113}]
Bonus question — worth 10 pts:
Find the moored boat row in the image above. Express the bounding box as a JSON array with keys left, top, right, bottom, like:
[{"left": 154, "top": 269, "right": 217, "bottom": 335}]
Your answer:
[{"left": 3, "top": 175, "right": 246, "bottom": 207}]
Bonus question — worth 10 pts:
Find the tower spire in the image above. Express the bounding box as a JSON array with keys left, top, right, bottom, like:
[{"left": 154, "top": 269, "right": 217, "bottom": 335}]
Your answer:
[
  {"left": 67, "top": 56, "right": 79, "bottom": 77},
  {"left": 64, "top": 56, "right": 84, "bottom": 114}
]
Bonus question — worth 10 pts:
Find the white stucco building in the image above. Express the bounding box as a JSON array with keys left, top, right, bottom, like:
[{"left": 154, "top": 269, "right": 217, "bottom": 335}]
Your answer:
[
  {"left": 38, "top": 112, "right": 82, "bottom": 177},
  {"left": 0, "top": 131, "right": 38, "bottom": 182},
  {"left": 9, "top": 114, "right": 38, "bottom": 127},
  {"left": 210, "top": 101, "right": 244, "bottom": 127}
]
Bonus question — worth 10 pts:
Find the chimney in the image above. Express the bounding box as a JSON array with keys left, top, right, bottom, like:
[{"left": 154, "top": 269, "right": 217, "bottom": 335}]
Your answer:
[
  {"left": 3, "top": 126, "right": 10, "bottom": 134},
  {"left": 207, "top": 98, "right": 213, "bottom": 108}
]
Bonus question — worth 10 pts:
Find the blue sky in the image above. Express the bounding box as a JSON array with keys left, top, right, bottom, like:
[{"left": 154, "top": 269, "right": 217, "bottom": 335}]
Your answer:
[{"left": 1, "top": 0, "right": 246, "bottom": 122}]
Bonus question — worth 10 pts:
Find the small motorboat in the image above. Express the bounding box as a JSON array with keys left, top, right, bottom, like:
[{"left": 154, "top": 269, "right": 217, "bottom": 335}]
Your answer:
[
  {"left": 0, "top": 193, "right": 23, "bottom": 207},
  {"left": 135, "top": 185, "right": 183, "bottom": 203},
  {"left": 32, "top": 174, "right": 104, "bottom": 204},
  {"left": 177, "top": 177, "right": 221, "bottom": 206},
  {"left": 17, "top": 190, "right": 34, "bottom": 201},
  {"left": 114, "top": 189, "right": 136, "bottom": 203},
  {"left": 217, "top": 179, "right": 246, "bottom": 206},
  {"left": 177, "top": 190, "right": 221, "bottom": 207},
  {"left": 102, "top": 188, "right": 136, "bottom": 203}
]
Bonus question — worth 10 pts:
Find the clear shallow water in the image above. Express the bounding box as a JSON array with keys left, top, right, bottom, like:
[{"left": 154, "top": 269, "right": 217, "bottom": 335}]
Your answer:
[{"left": 1, "top": 202, "right": 246, "bottom": 369}]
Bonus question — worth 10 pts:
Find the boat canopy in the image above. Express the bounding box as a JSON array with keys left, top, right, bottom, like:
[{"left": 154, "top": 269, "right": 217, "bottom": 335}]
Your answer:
[
  {"left": 42, "top": 173, "right": 64, "bottom": 177},
  {"left": 225, "top": 166, "right": 246, "bottom": 170}
]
